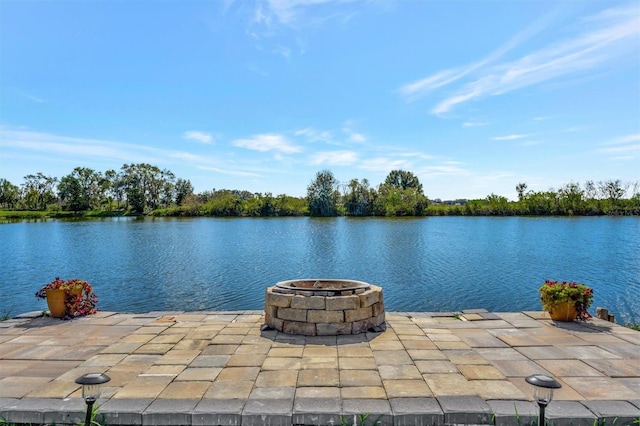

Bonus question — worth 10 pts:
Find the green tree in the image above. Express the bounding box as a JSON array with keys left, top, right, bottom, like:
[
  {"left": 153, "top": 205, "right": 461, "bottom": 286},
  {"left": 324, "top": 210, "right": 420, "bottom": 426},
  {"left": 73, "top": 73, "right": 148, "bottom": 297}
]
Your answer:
[
  {"left": 485, "top": 193, "right": 510, "bottom": 215},
  {"left": 630, "top": 180, "right": 640, "bottom": 200},
  {"left": 120, "top": 163, "right": 176, "bottom": 212},
  {"left": 598, "top": 179, "right": 626, "bottom": 207},
  {"left": 257, "top": 193, "right": 277, "bottom": 216},
  {"left": 344, "top": 178, "right": 375, "bottom": 216},
  {"left": 175, "top": 178, "right": 194, "bottom": 206},
  {"left": 21, "top": 173, "right": 57, "bottom": 210},
  {"left": 376, "top": 185, "right": 428, "bottom": 216},
  {"left": 58, "top": 167, "right": 102, "bottom": 211},
  {"left": 203, "top": 190, "right": 242, "bottom": 216},
  {"left": 307, "top": 170, "right": 339, "bottom": 216},
  {"left": 100, "top": 169, "right": 126, "bottom": 209},
  {"left": 376, "top": 170, "right": 427, "bottom": 216},
  {"left": 274, "top": 194, "right": 307, "bottom": 216},
  {"left": 584, "top": 180, "right": 597, "bottom": 199},
  {"left": 160, "top": 180, "right": 175, "bottom": 208},
  {"left": 125, "top": 176, "right": 146, "bottom": 214},
  {"left": 242, "top": 196, "right": 263, "bottom": 217},
  {"left": 558, "top": 182, "right": 584, "bottom": 215},
  {"left": 384, "top": 170, "right": 424, "bottom": 194},
  {"left": 523, "top": 191, "right": 560, "bottom": 215},
  {"left": 100, "top": 169, "right": 118, "bottom": 210},
  {"left": 516, "top": 182, "right": 528, "bottom": 201},
  {"left": 58, "top": 175, "right": 83, "bottom": 211},
  {"left": 0, "top": 178, "right": 20, "bottom": 208}
]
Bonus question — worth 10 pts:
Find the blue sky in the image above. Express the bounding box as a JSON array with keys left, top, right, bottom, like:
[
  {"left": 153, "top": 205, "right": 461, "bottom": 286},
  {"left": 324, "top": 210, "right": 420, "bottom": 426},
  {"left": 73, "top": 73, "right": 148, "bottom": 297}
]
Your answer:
[{"left": 1, "top": 0, "right": 638, "bottom": 200}]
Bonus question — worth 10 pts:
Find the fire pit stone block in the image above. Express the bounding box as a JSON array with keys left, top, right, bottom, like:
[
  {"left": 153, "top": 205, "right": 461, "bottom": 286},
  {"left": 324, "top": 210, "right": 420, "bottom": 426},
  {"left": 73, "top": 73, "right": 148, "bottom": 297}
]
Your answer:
[{"left": 264, "top": 279, "right": 386, "bottom": 336}]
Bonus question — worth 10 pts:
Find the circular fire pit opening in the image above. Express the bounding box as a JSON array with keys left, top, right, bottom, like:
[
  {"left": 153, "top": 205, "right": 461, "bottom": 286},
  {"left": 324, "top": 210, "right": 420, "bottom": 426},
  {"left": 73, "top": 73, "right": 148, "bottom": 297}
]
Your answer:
[{"left": 264, "top": 279, "right": 386, "bottom": 336}]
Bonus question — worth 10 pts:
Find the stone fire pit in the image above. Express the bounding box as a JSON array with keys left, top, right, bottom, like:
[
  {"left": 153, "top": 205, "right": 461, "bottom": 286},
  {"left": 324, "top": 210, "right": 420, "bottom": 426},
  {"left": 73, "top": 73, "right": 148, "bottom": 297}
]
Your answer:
[{"left": 263, "top": 279, "right": 386, "bottom": 336}]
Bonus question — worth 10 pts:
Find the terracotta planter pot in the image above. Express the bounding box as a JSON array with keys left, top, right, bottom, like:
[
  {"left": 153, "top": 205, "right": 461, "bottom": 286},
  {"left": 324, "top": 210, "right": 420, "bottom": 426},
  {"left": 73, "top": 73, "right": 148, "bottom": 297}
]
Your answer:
[
  {"left": 45, "top": 287, "right": 82, "bottom": 318},
  {"left": 549, "top": 301, "right": 577, "bottom": 321}
]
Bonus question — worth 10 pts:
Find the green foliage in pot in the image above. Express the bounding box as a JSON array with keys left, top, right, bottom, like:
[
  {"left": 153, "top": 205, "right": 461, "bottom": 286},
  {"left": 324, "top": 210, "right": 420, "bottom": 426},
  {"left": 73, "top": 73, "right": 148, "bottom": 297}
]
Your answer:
[{"left": 538, "top": 279, "right": 593, "bottom": 320}]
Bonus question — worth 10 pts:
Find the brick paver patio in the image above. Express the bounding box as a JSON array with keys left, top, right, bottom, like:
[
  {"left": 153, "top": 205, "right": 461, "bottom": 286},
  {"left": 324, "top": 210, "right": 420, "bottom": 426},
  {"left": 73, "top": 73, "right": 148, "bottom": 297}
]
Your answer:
[{"left": 1, "top": 310, "right": 639, "bottom": 425}]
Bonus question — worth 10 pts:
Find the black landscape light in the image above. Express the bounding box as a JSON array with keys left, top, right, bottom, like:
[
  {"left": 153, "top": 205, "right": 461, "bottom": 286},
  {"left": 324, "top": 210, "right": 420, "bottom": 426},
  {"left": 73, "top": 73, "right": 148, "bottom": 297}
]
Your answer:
[
  {"left": 75, "top": 373, "right": 110, "bottom": 426},
  {"left": 525, "top": 374, "right": 561, "bottom": 426}
]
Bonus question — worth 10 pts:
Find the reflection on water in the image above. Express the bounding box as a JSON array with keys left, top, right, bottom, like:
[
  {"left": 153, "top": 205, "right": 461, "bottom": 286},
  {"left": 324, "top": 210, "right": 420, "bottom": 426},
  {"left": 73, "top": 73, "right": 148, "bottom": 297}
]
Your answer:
[{"left": 1, "top": 216, "right": 638, "bottom": 324}]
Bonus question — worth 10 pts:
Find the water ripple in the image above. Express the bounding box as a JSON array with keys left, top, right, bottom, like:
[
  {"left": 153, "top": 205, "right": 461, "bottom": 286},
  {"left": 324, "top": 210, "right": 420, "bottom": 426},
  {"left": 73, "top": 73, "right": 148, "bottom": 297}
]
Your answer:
[{"left": 0, "top": 216, "right": 638, "bottom": 324}]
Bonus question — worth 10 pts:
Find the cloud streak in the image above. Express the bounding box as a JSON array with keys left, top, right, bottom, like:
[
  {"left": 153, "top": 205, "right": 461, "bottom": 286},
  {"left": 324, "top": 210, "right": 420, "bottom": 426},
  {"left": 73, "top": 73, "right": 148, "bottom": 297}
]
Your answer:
[
  {"left": 604, "top": 133, "right": 640, "bottom": 145},
  {"left": 20, "top": 92, "right": 46, "bottom": 103},
  {"left": 184, "top": 131, "right": 214, "bottom": 144},
  {"left": 197, "top": 165, "right": 262, "bottom": 177},
  {"left": 599, "top": 133, "right": 640, "bottom": 159},
  {"left": 0, "top": 127, "right": 247, "bottom": 174},
  {"left": 233, "top": 133, "right": 303, "bottom": 153},
  {"left": 263, "top": 0, "right": 359, "bottom": 27},
  {"left": 310, "top": 150, "right": 357, "bottom": 166},
  {"left": 463, "top": 121, "right": 489, "bottom": 128},
  {"left": 399, "top": 4, "right": 640, "bottom": 115},
  {"left": 294, "top": 128, "right": 334, "bottom": 144},
  {"left": 492, "top": 134, "right": 531, "bottom": 141},
  {"left": 398, "top": 7, "right": 560, "bottom": 101},
  {"left": 360, "top": 157, "right": 411, "bottom": 172},
  {"left": 0, "top": 127, "right": 161, "bottom": 164},
  {"left": 245, "top": 0, "right": 363, "bottom": 58}
]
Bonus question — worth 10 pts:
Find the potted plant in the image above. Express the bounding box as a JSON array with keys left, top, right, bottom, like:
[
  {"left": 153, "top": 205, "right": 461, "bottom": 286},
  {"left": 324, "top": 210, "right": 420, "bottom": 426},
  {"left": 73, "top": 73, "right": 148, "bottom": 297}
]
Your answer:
[
  {"left": 35, "top": 277, "right": 98, "bottom": 319},
  {"left": 538, "top": 279, "right": 593, "bottom": 321}
]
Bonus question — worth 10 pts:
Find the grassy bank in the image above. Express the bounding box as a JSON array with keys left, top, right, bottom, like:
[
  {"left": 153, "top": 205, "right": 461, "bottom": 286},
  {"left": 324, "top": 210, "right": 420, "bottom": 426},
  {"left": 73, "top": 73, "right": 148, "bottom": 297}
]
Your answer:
[{"left": 0, "top": 209, "right": 130, "bottom": 220}]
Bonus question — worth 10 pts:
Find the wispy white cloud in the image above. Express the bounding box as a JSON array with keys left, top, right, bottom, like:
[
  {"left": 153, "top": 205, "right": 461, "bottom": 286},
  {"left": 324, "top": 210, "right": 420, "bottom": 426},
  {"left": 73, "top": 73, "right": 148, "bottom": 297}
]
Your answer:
[
  {"left": 0, "top": 126, "right": 295, "bottom": 185},
  {"left": 463, "top": 121, "right": 489, "bottom": 128},
  {"left": 169, "top": 152, "right": 210, "bottom": 162},
  {"left": 264, "top": 0, "right": 359, "bottom": 27},
  {"left": 0, "top": 126, "right": 254, "bottom": 170},
  {"left": 610, "top": 156, "right": 637, "bottom": 161},
  {"left": 295, "top": 128, "right": 334, "bottom": 144},
  {"left": 0, "top": 127, "right": 161, "bottom": 164},
  {"left": 398, "top": 151, "right": 434, "bottom": 160},
  {"left": 398, "top": 7, "right": 560, "bottom": 102},
  {"left": 245, "top": 0, "right": 363, "bottom": 58},
  {"left": 600, "top": 144, "right": 640, "bottom": 155},
  {"left": 418, "top": 164, "right": 469, "bottom": 177},
  {"left": 342, "top": 120, "right": 366, "bottom": 143},
  {"left": 599, "top": 133, "right": 640, "bottom": 158},
  {"left": 360, "top": 157, "right": 411, "bottom": 172},
  {"left": 604, "top": 133, "right": 640, "bottom": 145},
  {"left": 399, "top": 4, "right": 640, "bottom": 115},
  {"left": 233, "top": 133, "right": 303, "bottom": 153},
  {"left": 295, "top": 123, "right": 365, "bottom": 146},
  {"left": 184, "top": 131, "right": 214, "bottom": 144},
  {"left": 309, "top": 150, "right": 357, "bottom": 165},
  {"left": 349, "top": 132, "right": 366, "bottom": 143},
  {"left": 273, "top": 44, "right": 291, "bottom": 58},
  {"left": 398, "top": 69, "right": 466, "bottom": 102},
  {"left": 492, "top": 134, "right": 531, "bottom": 141},
  {"left": 20, "top": 92, "right": 46, "bottom": 103},
  {"left": 196, "top": 165, "right": 262, "bottom": 177}
]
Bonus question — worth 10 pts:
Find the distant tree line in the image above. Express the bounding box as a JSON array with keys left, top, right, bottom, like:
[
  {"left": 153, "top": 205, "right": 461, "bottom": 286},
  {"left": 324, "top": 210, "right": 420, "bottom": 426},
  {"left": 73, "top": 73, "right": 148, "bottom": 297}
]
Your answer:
[
  {"left": 446, "top": 180, "right": 640, "bottom": 216},
  {"left": 0, "top": 164, "right": 193, "bottom": 214},
  {"left": 1, "top": 165, "right": 638, "bottom": 217},
  {"left": 306, "top": 169, "right": 428, "bottom": 217}
]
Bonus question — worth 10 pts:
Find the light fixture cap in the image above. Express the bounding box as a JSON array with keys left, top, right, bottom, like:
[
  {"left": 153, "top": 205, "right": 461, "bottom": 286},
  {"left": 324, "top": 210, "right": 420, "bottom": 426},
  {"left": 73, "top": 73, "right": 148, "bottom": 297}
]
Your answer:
[
  {"left": 75, "top": 373, "right": 111, "bottom": 386},
  {"left": 525, "top": 374, "right": 561, "bottom": 389}
]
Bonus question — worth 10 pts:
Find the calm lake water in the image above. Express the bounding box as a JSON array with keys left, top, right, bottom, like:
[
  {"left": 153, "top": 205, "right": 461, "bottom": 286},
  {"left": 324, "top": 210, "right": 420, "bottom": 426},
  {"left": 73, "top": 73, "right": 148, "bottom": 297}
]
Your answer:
[{"left": 1, "top": 216, "right": 638, "bottom": 324}]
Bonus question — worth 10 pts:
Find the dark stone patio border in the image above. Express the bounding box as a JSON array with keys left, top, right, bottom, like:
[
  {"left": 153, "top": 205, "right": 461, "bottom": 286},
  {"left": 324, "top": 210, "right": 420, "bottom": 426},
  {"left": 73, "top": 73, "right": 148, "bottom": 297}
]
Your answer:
[{"left": 2, "top": 396, "right": 640, "bottom": 425}]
